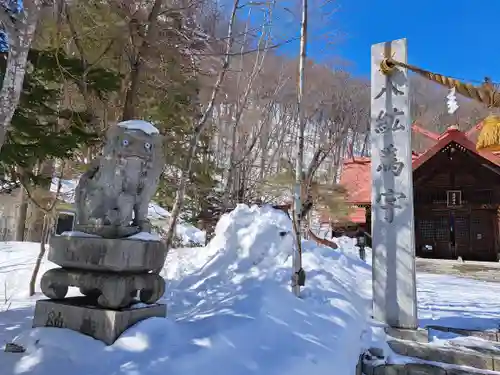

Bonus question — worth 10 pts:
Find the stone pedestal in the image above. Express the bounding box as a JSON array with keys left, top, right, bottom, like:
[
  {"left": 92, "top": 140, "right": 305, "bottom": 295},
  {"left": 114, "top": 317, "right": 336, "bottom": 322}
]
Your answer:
[
  {"left": 33, "top": 297, "right": 166, "bottom": 345},
  {"left": 33, "top": 233, "right": 168, "bottom": 345},
  {"left": 48, "top": 235, "right": 166, "bottom": 272}
]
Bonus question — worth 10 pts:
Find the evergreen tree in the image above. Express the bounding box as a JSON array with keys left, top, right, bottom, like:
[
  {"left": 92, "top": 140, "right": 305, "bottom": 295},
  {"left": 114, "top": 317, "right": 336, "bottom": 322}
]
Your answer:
[{"left": 0, "top": 47, "right": 121, "bottom": 184}]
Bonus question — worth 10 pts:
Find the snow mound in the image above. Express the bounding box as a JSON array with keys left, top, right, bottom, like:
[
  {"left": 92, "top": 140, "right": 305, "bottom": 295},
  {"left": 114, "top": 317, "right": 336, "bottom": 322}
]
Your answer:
[
  {"left": 1, "top": 205, "right": 372, "bottom": 375},
  {"left": 118, "top": 119, "right": 160, "bottom": 135}
]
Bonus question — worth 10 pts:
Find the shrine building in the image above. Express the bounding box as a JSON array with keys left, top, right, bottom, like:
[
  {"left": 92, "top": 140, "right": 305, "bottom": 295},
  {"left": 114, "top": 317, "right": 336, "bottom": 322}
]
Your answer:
[{"left": 335, "top": 121, "right": 500, "bottom": 262}]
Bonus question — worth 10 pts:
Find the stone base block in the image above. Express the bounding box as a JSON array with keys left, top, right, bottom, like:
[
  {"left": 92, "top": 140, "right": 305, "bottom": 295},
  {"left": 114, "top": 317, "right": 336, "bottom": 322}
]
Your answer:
[
  {"left": 48, "top": 234, "right": 166, "bottom": 273},
  {"left": 33, "top": 297, "right": 166, "bottom": 345}
]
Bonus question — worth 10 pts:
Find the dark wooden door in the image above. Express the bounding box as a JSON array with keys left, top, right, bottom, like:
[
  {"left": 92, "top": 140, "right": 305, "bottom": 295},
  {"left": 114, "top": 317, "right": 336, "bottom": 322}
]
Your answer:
[
  {"left": 434, "top": 214, "right": 451, "bottom": 258},
  {"left": 453, "top": 213, "right": 470, "bottom": 259},
  {"left": 469, "top": 210, "right": 497, "bottom": 261}
]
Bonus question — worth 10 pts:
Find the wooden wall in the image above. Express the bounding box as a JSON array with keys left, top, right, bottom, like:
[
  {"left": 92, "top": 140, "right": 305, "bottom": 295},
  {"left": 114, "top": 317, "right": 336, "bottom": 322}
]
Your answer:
[{"left": 413, "top": 143, "right": 500, "bottom": 261}]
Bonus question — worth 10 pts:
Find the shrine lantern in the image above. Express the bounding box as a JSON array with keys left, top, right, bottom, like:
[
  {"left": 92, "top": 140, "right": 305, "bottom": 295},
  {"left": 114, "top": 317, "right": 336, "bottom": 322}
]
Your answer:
[{"left": 477, "top": 115, "right": 500, "bottom": 152}]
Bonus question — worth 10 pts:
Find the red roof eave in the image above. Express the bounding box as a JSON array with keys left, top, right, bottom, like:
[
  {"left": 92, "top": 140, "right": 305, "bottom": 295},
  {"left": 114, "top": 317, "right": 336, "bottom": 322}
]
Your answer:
[{"left": 412, "top": 128, "right": 500, "bottom": 170}]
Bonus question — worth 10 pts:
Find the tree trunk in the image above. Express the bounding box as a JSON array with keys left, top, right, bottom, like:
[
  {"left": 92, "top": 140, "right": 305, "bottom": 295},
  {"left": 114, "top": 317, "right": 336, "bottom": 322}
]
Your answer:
[
  {"left": 15, "top": 187, "right": 28, "bottom": 241},
  {"left": 292, "top": 0, "right": 308, "bottom": 297},
  {"left": 360, "top": 131, "right": 369, "bottom": 157},
  {"left": 121, "top": 0, "right": 164, "bottom": 120},
  {"left": 29, "top": 214, "right": 50, "bottom": 296},
  {"left": 26, "top": 160, "right": 55, "bottom": 242},
  {"left": 0, "top": 0, "right": 41, "bottom": 152},
  {"left": 222, "top": 109, "right": 238, "bottom": 208}
]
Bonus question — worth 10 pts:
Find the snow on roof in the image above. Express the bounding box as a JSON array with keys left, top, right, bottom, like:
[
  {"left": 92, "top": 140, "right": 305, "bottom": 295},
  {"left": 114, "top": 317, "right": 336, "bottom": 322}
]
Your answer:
[{"left": 117, "top": 120, "right": 160, "bottom": 135}]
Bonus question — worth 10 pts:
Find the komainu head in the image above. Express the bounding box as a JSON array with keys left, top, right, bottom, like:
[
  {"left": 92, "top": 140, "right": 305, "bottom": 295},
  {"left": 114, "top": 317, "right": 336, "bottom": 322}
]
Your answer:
[{"left": 102, "top": 120, "right": 163, "bottom": 164}]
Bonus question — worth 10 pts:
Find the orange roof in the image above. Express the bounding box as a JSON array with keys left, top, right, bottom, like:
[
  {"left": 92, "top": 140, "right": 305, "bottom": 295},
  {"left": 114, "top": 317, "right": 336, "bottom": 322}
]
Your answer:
[
  {"left": 340, "top": 157, "right": 371, "bottom": 204},
  {"left": 339, "top": 125, "right": 500, "bottom": 209}
]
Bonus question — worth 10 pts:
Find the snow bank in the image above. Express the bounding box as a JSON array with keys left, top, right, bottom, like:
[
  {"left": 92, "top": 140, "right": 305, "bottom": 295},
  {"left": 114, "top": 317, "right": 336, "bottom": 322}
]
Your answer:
[{"left": 1, "top": 205, "right": 372, "bottom": 375}]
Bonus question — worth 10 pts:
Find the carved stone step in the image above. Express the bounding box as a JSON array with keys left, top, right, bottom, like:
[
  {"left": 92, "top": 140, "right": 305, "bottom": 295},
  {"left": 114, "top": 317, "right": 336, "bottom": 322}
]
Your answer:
[
  {"left": 362, "top": 362, "right": 500, "bottom": 375},
  {"left": 40, "top": 268, "right": 165, "bottom": 309},
  {"left": 427, "top": 325, "right": 500, "bottom": 342},
  {"left": 49, "top": 234, "right": 167, "bottom": 273},
  {"left": 445, "top": 341, "right": 500, "bottom": 358},
  {"left": 387, "top": 338, "right": 500, "bottom": 371}
]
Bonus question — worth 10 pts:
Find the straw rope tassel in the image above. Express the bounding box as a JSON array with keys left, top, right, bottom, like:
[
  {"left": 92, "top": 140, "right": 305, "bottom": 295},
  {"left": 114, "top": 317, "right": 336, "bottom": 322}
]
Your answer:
[
  {"left": 477, "top": 115, "right": 500, "bottom": 152},
  {"left": 380, "top": 58, "right": 500, "bottom": 151}
]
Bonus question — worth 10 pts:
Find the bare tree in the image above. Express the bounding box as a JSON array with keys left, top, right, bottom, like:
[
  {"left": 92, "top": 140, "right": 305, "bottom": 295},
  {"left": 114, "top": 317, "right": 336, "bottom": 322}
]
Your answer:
[
  {"left": 291, "top": 0, "right": 307, "bottom": 296},
  {"left": 220, "top": 4, "right": 275, "bottom": 207},
  {"left": 164, "top": 0, "right": 240, "bottom": 251},
  {"left": 23, "top": 165, "right": 65, "bottom": 296}
]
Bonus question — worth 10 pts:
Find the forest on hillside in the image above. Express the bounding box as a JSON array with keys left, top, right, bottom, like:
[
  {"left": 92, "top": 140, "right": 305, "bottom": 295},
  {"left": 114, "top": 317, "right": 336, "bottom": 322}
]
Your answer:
[{"left": 0, "top": 0, "right": 494, "bottom": 247}]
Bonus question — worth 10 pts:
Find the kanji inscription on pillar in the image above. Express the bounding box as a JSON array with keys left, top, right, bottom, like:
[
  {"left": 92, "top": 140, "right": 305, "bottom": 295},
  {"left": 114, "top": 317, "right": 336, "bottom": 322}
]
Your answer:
[
  {"left": 376, "top": 144, "right": 405, "bottom": 177},
  {"left": 370, "top": 38, "right": 417, "bottom": 330},
  {"left": 375, "top": 189, "right": 406, "bottom": 223},
  {"left": 374, "top": 108, "right": 406, "bottom": 134}
]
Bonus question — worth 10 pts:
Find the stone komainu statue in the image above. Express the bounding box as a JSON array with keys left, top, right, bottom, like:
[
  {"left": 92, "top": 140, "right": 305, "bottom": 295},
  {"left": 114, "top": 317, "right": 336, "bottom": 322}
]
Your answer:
[{"left": 75, "top": 120, "right": 164, "bottom": 237}]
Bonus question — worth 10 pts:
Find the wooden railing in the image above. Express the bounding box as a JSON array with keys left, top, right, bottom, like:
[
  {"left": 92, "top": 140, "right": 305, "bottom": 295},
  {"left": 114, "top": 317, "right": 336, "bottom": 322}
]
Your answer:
[{"left": 307, "top": 228, "right": 338, "bottom": 249}]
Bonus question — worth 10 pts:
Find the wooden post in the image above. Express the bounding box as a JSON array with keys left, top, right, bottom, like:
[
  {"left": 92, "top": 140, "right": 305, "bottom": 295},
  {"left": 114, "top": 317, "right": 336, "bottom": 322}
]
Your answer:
[{"left": 370, "top": 38, "right": 418, "bottom": 329}]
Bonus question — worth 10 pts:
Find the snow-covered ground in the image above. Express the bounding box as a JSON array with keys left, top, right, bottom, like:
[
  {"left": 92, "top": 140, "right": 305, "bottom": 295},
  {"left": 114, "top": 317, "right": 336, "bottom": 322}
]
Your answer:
[
  {"left": 0, "top": 204, "right": 372, "bottom": 375},
  {"left": 4, "top": 203, "right": 500, "bottom": 374},
  {"left": 419, "top": 273, "right": 500, "bottom": 333},
  {"left": 51, "top": 178, "right": 206, "bottom": 245}
]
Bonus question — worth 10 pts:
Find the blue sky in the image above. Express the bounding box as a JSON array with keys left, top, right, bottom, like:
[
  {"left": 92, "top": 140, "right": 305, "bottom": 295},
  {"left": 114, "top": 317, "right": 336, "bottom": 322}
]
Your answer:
[
  {"left": 274, "top": 0, "right": 500, "bottom": 83},
  {"left": 0, "top": 0, "right": 24, "bottom": 52}
]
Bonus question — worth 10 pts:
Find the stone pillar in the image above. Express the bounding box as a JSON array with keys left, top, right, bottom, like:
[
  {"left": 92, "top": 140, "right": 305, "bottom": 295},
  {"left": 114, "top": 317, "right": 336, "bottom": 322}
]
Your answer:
[{"left": 370, "top": 38, "right": 418, "bottom": 329}]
